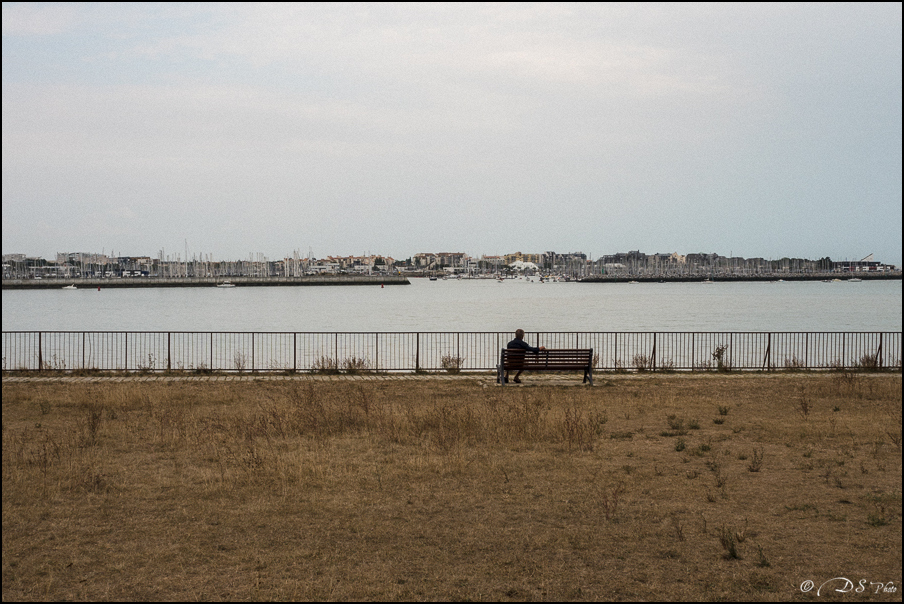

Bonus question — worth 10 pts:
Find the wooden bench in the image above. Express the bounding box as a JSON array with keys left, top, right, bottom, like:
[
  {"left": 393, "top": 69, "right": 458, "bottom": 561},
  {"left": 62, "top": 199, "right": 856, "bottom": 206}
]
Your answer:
[{"left": 497, "top": 348, "right": 594, "bottom": 385}]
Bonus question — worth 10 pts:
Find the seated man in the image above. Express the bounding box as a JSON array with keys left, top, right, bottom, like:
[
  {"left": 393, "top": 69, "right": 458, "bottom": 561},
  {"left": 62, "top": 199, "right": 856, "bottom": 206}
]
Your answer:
[{"left": 505, "top": 328, "right": 546, "bottom": 383}]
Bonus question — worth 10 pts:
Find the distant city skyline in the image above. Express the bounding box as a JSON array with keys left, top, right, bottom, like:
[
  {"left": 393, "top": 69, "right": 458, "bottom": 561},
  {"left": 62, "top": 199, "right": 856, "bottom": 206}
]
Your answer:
[
  {"left": 1, "top": 247, "right": 892, "bottom": 262},
  {"left": 4, "top": 245, "right": 897, "bottom": 284},
  {"left": 3, "top": 4, "right": 901, "bottom": 265}
]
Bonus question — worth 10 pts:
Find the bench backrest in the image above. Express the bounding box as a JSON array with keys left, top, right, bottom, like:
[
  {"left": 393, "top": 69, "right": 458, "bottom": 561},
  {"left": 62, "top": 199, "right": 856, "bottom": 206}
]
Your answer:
[{"left": 501, "top": 348, "right": 593, "bottom": 368}]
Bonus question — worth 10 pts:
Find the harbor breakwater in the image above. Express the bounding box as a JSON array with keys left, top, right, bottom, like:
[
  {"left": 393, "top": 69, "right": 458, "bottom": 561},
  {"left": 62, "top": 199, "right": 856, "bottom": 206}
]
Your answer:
[
  {"left": 1, "top": 275, "right": 409, "bottom": 290},
  {"left": 578, "top": 273, "right": 901, "bottom": 283}
]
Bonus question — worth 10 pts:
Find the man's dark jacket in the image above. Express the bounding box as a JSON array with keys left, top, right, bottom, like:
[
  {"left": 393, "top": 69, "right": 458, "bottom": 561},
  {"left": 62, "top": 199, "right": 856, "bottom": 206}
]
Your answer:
[{"left": 507, "top": 337, "right": 540, "bottom": 353}]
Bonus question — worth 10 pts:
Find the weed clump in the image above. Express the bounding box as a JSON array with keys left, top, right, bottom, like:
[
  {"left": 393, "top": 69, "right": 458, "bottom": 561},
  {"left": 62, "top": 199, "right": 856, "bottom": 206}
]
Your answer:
[
  {"left": 440, "top": 354, "right": 465, "bottom": 373},
  {"left": 341, "top": 356, "right": 371, "bottom": 374},
  {"left": 712, "top": 344, "right": 731, "bottom": 372},
  {"left": 312, "top": 356, "right": 339, "bottom": 374}
]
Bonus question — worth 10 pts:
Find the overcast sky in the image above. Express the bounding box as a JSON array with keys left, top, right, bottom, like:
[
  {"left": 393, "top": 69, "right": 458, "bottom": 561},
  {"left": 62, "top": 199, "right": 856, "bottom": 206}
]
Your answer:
[{"left": 3, "top": 2, "right": 901, "bottom": 264}]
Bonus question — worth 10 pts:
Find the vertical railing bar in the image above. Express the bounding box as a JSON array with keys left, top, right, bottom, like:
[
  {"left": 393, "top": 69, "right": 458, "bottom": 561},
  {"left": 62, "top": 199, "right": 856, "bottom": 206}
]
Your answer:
[
  {"left": 805, "top": 332, "right": 809, "bottom": 370},
  {"left": 729, "top": 333, "right": 733, "bottom": 370},
  {"left": 878, "top": 332, "right": 883, "bottom": 369},
  {"left": 652, "top": 332, "right": 657, "bottom": 372},
  {"left": 842, "top": 333, "right": 846, "bottom": 369}
]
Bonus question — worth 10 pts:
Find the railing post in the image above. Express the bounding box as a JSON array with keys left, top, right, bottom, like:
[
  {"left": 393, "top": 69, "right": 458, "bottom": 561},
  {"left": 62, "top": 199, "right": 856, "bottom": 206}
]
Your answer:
[
  {"left": 82, "top": 332, "right": 86, "bottom": 370},
  {"left": 652, "top": 332, "right": 657, "bottom": 372},
  {"left": 167, "top": 332, "right": 171, "bottom": 371},
  {"left": 38, "top": 331, "right": 43, "bottom": 371},
  {"left": 415, "top": 332, "right": 420, "bottom": 373},
  {"left": 252, "top": 333, "right": 255, "bottom": 372},
  {"left": 125, "top": 332, "right": 128, "bottom": 371},
  {"left": 294, "top": 332, "right": 297, "bottom": 373}
]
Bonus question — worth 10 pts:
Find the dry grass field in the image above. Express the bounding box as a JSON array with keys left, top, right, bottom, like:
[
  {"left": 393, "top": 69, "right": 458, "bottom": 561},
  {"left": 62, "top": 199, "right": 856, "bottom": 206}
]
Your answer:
[{"left": 2, "top": 373, "right": 901, "bottom": 601}]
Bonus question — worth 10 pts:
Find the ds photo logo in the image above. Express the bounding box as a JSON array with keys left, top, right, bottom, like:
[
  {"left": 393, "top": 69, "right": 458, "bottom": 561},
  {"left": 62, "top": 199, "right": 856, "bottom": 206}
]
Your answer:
[{"left": 800, "top": 578, "right": 897, "bottom": 596}]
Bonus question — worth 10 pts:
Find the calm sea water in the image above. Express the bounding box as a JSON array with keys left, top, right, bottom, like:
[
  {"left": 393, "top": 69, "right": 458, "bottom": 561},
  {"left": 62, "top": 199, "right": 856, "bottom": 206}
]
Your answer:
[{"left": 2, "top": 278, "right": 901, "bottom": 333}]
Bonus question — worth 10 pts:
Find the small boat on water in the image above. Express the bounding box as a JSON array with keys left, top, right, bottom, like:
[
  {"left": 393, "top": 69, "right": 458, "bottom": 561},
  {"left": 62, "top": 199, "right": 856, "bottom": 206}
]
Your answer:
[
  {"left": 62, "top": 284, "right": 77, "bottom": 290},
  {"left": 216, "top": 280, "right": 236, "bottom": 288},
  {"left": 847, "top": 278, "right": 862, "bottom": 282}
]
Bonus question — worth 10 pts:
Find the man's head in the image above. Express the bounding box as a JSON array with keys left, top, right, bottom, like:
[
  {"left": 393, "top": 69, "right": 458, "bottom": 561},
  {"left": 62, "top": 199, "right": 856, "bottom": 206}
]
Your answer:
[{"left": 515, "top": 329, "right": 525, "bottom": 339}]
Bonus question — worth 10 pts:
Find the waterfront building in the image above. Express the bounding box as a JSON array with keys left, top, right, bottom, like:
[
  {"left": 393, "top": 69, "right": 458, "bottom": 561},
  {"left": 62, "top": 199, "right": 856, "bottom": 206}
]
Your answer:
[{"left": 1, "top": 250, "right": 899, "bottom": 281}]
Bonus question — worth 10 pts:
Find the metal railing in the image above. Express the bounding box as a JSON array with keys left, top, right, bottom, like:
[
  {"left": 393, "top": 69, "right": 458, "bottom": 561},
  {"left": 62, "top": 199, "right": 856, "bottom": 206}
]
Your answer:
[{"left": 1, "top": 331, "right": 901, "bottom": 373}]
